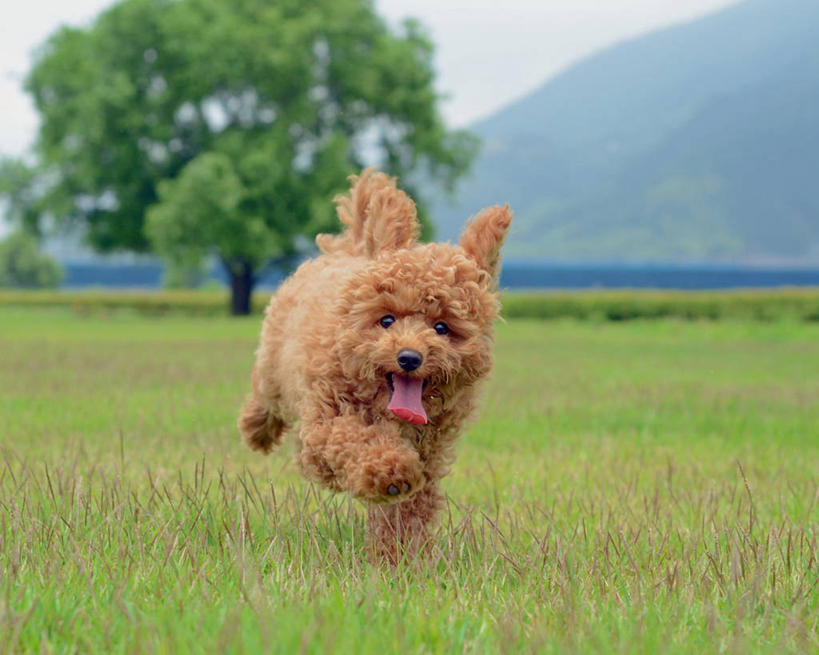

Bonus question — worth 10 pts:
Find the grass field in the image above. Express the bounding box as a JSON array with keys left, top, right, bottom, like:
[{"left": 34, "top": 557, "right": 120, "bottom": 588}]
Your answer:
[{"left": 1, "top": 308, "right": 817, "bottom": 653}]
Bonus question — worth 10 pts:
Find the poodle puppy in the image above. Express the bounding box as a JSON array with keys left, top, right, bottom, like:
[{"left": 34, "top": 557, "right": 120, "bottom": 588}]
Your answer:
[{"left": 238, "top": 169, "right": 511, "bottom": 564}]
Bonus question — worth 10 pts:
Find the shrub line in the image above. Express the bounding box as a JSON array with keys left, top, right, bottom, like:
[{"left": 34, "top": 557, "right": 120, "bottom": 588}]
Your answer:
[{"left": 1, "top": 288, "right": 818, "bottom": 321}]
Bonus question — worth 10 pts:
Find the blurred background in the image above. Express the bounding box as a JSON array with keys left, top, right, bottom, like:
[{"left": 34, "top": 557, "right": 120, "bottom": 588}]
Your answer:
[{"left": 2, "top": 0, "right": 818, "bottom": 313}]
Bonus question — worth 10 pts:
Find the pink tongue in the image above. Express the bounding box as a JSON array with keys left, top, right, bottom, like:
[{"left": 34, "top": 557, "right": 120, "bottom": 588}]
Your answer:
[{"left": 388, "top": 375, "right": 428, "bottom": 425}]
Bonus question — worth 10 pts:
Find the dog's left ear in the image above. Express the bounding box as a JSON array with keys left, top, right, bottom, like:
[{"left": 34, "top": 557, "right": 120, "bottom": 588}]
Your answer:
[{"left": 459, "top": 205, "right": 513, "bottom": 278}]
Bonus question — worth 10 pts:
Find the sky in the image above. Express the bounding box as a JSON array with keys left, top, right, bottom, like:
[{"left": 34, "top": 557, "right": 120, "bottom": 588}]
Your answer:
[{"left": 0, "top": 0, "right": 740, "bottom": 158}]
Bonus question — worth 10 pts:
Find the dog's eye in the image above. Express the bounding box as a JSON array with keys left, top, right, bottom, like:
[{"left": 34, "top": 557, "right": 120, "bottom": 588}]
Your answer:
[
  {"left": 379, "top": 315, "right": 396, "bottom": 329},
  {"left": 433, "top": 321, "right": 450, "bottom": 336}
]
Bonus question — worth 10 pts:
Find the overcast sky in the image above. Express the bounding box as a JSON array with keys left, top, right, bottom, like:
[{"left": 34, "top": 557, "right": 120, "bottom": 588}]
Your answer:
[{"left": 1, "top": 0, "right": 740, "bottom": 158}]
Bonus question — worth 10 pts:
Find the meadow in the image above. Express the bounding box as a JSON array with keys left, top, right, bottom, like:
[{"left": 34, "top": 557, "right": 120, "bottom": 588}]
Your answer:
[{"left": 1, "top": 307, "right": 817, "bottom": 653}]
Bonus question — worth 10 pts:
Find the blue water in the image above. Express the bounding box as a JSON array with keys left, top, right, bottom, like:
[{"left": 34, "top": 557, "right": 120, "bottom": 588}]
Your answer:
[
  {"left": 499, "top": 261, "right": 819, "bottom": 290},
  {"left": 63, "top": 262, "right": 164, "bottom": 288},
  {"left": 62, "top": 261, "right": 819, "bottom": 290}
]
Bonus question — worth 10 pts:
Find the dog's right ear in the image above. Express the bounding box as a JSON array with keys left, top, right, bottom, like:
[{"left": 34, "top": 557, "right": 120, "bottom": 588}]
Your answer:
[
  {"left": 362, "top": 186, "right": 420, "bottom": 257},
  {"left": 459, "top": 205, "right": 513, "bottom": 278},
  {"left": 319, "top": 169, "right": 419, "bottom": 257}
]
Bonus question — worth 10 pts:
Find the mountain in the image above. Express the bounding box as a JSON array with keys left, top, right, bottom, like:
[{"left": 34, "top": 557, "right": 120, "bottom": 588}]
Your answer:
[{"left": 433, "top": 0, "right": 819, "bottom": 262}]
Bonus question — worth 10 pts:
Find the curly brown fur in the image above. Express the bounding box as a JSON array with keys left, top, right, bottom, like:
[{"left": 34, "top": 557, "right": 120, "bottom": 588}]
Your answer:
[{"left": 239, "top": 168, "right": 512, "bottom": 563}]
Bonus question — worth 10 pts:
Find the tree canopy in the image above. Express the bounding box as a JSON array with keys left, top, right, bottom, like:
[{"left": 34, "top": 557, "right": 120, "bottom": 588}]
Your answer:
[
  {"left": 21, "top": 0, "right": 477, "bottom": 312},
  {"left": 0, "top": 231, "right": 63, "bottom": 289},
  {"left": 0, "top": 158, "right": 44, "bottom": 235}
]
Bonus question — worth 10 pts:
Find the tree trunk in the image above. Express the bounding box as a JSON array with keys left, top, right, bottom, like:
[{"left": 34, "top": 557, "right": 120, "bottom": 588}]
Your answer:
[{"left": 225, "top": 260, "right": 255, "bottom": 316}]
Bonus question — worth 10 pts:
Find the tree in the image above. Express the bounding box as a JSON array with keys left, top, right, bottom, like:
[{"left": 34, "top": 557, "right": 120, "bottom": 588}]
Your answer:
[
  {"left": 23, "top": 0, "right": 478, "bottom": 314},
  {"left": 0, "top": 231, "right": 63, "bottom": 289},
  {"left": 146, "top": 152, "right": 275, "bottom": 313},
  {"left": 0, "top": 158, "right": 44, "bottom": 235}
]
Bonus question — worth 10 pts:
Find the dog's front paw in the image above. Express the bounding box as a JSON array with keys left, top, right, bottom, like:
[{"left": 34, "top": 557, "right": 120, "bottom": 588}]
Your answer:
[{"left": 349, "top": 444, "right": 425, "bottom": 503}]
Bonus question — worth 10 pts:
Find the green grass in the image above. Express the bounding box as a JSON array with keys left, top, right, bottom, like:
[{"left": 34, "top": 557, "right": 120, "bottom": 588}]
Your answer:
[{"left": 1, "top": 307, "right": 817, "bottom": 653}]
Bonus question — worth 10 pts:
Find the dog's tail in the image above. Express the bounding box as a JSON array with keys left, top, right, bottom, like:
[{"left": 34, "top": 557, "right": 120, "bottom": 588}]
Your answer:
[
  {"left": 316, "top": 168, "right": 419, "bottom": 257},
  {"left": 238, "top": 394, "right": 287, "bottom": 454}
]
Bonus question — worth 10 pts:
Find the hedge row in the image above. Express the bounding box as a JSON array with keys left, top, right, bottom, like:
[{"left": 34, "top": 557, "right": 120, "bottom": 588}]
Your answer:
[
  {"left": 500, "top": 288, "right": 819, "bottom": 322},
  {"left": 1, "top": 288, "right": 819, "bottom": 321},
  {"left": 0, "top": 290, "right": 267, "bottom": 316}
]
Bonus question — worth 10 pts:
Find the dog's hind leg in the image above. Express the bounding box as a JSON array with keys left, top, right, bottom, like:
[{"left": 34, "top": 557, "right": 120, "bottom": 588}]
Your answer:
[
  {"left": 238, "top": 394, "right": 287, "bottom": 454},
  {"left": 368, "top": 483, "right": 444, "bottom": 566}
]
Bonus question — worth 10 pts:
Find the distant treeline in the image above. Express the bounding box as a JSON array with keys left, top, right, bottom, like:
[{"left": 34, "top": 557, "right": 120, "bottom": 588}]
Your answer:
[{"left": 2, "top": 289, "right": 818, "bottom": 322}]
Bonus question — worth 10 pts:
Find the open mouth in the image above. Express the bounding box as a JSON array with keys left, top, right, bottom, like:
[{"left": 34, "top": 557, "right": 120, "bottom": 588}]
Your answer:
[{"left": 386, "top": 373, "right": 428, "bottom": 425}]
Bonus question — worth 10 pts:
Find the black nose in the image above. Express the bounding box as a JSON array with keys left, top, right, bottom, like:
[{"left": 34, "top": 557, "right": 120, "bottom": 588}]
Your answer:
[{"left": 397, "top": 349, "right": 423, "bottom": 373}]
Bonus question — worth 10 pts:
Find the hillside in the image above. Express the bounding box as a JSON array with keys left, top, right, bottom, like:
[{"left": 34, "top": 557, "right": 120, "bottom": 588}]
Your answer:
[{"left": 434, "top": 0, "right": 819, "bottom": 262}]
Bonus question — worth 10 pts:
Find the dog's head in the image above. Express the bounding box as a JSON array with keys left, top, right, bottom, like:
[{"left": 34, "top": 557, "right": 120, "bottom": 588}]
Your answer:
[{"left": 327, "top": 172, "right": 512, "bottom": 425}]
